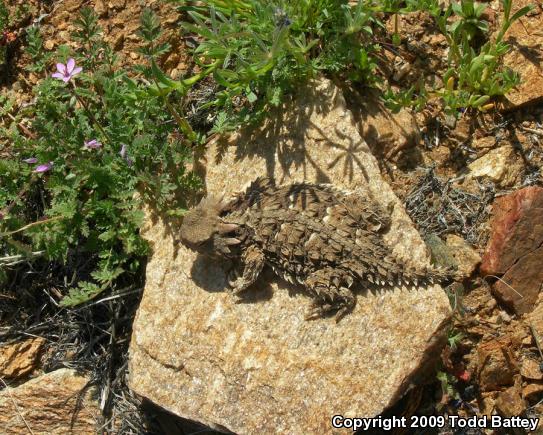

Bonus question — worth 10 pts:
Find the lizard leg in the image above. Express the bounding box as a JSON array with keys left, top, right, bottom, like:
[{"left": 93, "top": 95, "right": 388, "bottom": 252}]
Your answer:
[
  {"left": 303, "top": 267, "right": 356, "bottom": 322},
  {"left": 228, "top": 245, "right": 265, "bottom": 297}
]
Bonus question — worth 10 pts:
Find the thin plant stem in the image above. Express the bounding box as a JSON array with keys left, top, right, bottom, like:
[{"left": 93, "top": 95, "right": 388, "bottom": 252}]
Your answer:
[{"left": 70, "top": 83, "right": 112, "bottom": 144}]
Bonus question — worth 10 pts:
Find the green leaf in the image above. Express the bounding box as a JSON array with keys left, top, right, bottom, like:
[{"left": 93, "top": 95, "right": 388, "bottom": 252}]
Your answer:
[
  {"left": 510, "top": 5, "right": 534, "bottom": 22},
  {"left": 150, "top": 59, "right": 186, "bottom": 94},
  {"left": 60, "top": 281, "right": 105, "bottom": 306},
  {"left": 471, "top": 94, "right": 490, "bottom": 107}
]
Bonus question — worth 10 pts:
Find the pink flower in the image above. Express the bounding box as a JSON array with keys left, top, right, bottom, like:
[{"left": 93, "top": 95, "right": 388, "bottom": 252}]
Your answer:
[
  {"left": 84, "top": 139, "right": 102, "bottom": 149},
  {"left": 23, "top": 157, "right": 38, "bottom": 164},
  {"left": 33, "top": 162, "right": 54, "bottom": 173},
  {"left": 52, "top": 58, "right": 82, "bottom": 82}
]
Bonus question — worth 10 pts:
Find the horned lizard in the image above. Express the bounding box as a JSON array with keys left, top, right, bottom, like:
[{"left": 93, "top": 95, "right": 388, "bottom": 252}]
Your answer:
[{"left": 180, "top": 177, "right": 452, "bottom": 321}]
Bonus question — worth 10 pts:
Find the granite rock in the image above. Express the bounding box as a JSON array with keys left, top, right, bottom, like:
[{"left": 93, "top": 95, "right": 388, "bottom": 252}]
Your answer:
[
  {"left": 0, "top": 338, "right": 45, "bottom": 380},
  {"left": 520, "top": 358, "right": 543, "bottom": 381},
  {"left": 445, "top": 234, "right": 481, "bottom": 278},
  {"left": 0, "top": 369, "right": 98, "bottom": 434},
  {"left": 467, "top": 145, "right": 522, "bottom": 187},
  {"left": 128, "top": 79, "right": 452, "bottom": 434}
]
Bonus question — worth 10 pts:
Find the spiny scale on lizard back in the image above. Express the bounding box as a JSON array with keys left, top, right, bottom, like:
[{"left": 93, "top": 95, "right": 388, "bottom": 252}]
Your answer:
[{"left": 180, "top": 177, "right": 454, "bottom": 321}]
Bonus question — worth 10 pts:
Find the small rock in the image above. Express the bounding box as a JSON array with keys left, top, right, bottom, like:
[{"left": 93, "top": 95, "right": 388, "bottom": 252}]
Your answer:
[
  {"left": 522, "top": 336, "right": 533, "bottom": 345},
  {"left": 479, "top": 391, "right": 497, "bottom": 416},
  {"left": 108, "top": 0, "right": 126, "bottom": 9},
  {"left": 486, "top": 298, "right": 497, "bottom": 311},
  {"left": 164, "top": 52, "right": 180, "bottom": 72},
  {"left": 0, "top": 338, "right": 45, "bottom": 379},
  {"left": 112, "top": 32, "right": 124, "bottom": 50},
  {"left": 498, "top": 311, "right": 512, "bottom": 324},
  {"left": 477, "top": 338, "right": 517, "bottom": 391},
  {"left": 495, "top": 383, "right": 526, "bottom": 417},
  {"left": 529, "top": 298, "right": 543, "bottom": 338},
  {"left": 500, "top": 0, "right": 543, "bottom": 108},
  {"left": 521, "top": 358, "right": 543, "bottom": 380},
  {"left": 445, "top": 235, "right": 481, "bottom": 278},
  {"left": 95, "top": 0, "right": 108, "bottom": 17},
  {"left": 467, "top": 146, "right": 521, "bottom": 187},
  {"left": 472, "top": 136, "right": 496, "bottom": 150},
  {"left": 44, "top": 40, "right": 55, "bottom": 50},
  {"left": 63, "top": 0, "right": 83, "bottom": 12},
  {"left": 0, "top": 369, "right": 99, "bottom": 433},
  {"left": 393, "top": 61, "right": 411, "bottom": 82},
  {"left": 522, "top": 383, "right": 543, "bottom": 402},
  {"left": 425, "top": 234, "right": 456, "bottom": 269},
  {"left": 428, "top": 33, "right": 446, "bottom": 46}
]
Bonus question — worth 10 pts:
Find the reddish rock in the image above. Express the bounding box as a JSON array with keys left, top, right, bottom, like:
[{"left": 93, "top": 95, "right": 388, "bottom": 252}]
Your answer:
[
  {"left": 480, "top": 187, "right": 543, "bottom": 314},
  {"left": 481, "top": 186, "right": 543, "bottom": 276},
  {"left": 493, "top": 246, "right": 543, "bottom": 315}
]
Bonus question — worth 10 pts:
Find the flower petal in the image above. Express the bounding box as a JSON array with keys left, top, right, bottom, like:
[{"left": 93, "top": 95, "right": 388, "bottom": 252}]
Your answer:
[
  {"left": 62, "top": 76, "right": 71, "bottom": 83},
  {"left": 84, "top": 139, "right": 102, "bottom": 149},
  {"left": 56, "top": 63, "right": 66, "bottom": 74},
  {"left": 52, "top": 72, "right": 65, "bottom": 80},
  {"left": 66, "top": 58, "right": 75, "bottom": 74},
  {"left": 33, "top": 162, "right": 53, "bottom": 173},
  {"left": 23, "top": 157, "right": 38, "bottom": 164},
  {"left": 71, "top": 66, "right": 83, "bottom": 76}
]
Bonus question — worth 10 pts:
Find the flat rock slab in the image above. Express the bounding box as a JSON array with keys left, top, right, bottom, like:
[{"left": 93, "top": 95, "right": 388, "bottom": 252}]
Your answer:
[{"left": 128, "top": 79, "right": 452, "bottom": 434}]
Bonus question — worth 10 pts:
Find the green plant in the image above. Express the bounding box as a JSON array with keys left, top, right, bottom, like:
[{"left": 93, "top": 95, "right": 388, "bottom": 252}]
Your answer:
[
  {"left": 167, "top": 0, "right": 387, "bottom": 132},
  {"left": 0, "top": 8, "right": 200, "bottom": 304},
  {"left": 436, "top": 0, "right": 532, "bottom": 114},
  {"left": 0, "top": 0, "right": 9, "bottom": 65},
  {"left": 448, "top": 0, "right": 488, "bottom": 43},
  {"left": 393, "top": 0, "right": 532, "bottom": 115},
  {"left": 436, "top": 370, "right": 461, "bottom": 402},
  {"left": 25, "top": 25, "right": 52, "bottom": 73},
  {"left": 447, "top": 330, "right": 464, "bottom": 351}
]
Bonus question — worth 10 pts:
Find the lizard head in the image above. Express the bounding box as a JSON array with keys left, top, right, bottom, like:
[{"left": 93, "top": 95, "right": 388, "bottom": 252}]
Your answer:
[{"left": 180, "top": 196, "right": 241, "bottom": 257}]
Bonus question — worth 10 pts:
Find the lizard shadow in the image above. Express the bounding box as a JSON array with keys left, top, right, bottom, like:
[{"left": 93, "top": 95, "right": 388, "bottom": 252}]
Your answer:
[{"left": 190, "top": 254, "right": 274, "bottom": 303}]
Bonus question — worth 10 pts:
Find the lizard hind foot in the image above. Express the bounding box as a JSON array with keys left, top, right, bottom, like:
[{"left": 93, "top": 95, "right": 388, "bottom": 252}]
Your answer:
[{"left": 304, "top": 288, "right": 356, "bottom": 322}]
